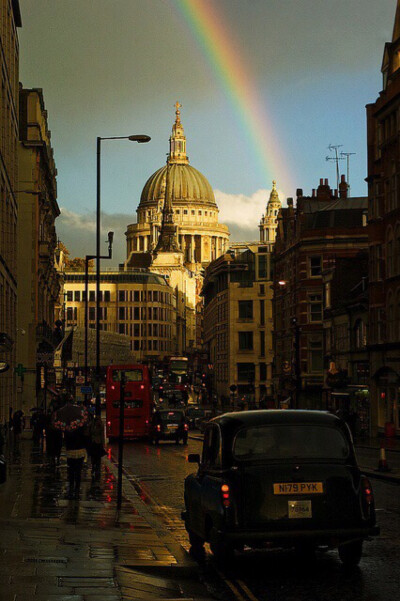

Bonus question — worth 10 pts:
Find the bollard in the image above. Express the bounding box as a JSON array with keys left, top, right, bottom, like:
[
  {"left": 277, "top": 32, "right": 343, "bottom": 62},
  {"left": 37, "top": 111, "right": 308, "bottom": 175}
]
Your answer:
[{"left": 378, "top": 444, "right": 389, "bottom": 472}]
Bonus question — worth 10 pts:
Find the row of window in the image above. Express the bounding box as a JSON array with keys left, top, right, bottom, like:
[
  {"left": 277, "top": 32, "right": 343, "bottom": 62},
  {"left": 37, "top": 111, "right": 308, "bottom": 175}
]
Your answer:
[
  {"left": 236, "top": 362, "right": 268, "bottom": 382},
  {"left": 237, "top": 331, "right": 268, "bottom": 356},
  {"left": 119, "top": 323, "right": 172, "bottom": 338},
  {"left": 66, "top": 289, "right": 172, "bottom": 304},
  {"left": 66, "top": 306, "right": 172, "bottom": 322},
  {"left": 130, "top": 339, "right": 172, "bottom": 352}
]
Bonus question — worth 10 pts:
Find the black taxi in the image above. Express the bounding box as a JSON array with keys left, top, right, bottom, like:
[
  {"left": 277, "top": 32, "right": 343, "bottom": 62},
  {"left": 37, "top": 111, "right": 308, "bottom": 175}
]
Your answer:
[{"left": 182, "top": 410, "right": 379, "bottom": 566}]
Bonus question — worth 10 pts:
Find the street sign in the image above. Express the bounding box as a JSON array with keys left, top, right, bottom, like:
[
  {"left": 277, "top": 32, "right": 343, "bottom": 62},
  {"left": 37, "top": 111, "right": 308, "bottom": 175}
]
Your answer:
[
  {"left": 80, "top": 386, "right": 93, "bottom": 395},
  {"left": 14, "top": 363, "right": 27, "bottom": 377}
]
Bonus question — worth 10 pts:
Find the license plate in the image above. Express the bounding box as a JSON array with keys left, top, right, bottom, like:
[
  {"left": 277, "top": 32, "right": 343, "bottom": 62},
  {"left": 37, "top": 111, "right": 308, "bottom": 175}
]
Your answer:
[
  {"left": 167, "top": 424, "right": 178, "bottom": 430},
  {"left": 288, "top": 500, "right": 312, "bottom": 518},
  {"left": 273, "top": 482, "right": 323, "bottom": 495}
]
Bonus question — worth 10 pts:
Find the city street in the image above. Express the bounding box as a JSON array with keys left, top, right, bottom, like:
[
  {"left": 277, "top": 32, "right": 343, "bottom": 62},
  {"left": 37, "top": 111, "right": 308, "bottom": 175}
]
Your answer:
[{"left": 110, "top": 436, "right": 400, "bottom": 601}]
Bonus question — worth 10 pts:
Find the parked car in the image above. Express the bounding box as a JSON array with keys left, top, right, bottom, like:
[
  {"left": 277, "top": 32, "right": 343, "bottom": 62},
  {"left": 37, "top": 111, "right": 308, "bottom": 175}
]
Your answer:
[
  {"left": 149, "top": 409, "right": 188, "bottom": 445},
  {"left": 182, "top": 410, "right": 379, "bottom": 566},
  {"left": 186, "top": 406, "right": 206, "bottom": 430}
]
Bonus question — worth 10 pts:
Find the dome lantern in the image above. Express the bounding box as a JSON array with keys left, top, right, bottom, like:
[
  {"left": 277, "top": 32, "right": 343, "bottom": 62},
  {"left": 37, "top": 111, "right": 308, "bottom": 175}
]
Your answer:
[{"left": 168, "top": 101, "right": 189, "bottom": 165}]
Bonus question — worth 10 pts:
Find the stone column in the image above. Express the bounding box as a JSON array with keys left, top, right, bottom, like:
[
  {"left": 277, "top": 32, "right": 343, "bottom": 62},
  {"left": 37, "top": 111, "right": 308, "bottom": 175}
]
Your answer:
[{"left": 190, "top": 235, "right": 195, "bottom": 262}]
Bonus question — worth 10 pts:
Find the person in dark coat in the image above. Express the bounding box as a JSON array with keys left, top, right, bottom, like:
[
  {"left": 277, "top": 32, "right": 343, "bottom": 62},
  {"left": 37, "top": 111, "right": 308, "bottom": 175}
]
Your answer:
[
  {"left": 12, "top": 410, "right": 24, "bottom": 441},
  {"left": 87, "top": 415, "right": 106, "bottom": 480},
  {"left": 45, "top": 412, "right": 63, "bottom": 467},
  {"left": 53, "top": 398, "right": 88, "bottom": 500}
]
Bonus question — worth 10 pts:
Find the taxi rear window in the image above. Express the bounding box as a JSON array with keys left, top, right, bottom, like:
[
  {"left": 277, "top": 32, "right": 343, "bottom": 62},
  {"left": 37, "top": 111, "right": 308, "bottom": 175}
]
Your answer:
[
  {"left": 160, "top": 411, "right": 183, "bottom": 422},
  {"left": 233, "top": 425, "right": 349, "bottom": 461}
]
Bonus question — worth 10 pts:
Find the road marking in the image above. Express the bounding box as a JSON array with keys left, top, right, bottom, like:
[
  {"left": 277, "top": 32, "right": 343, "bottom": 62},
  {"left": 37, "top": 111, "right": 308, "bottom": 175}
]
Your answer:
[
  {"left": 236, "top": 579, "right": 260, "bottom": 601},
  {"left": 215, "top": 567, "right": 247, "bottom": 601}
]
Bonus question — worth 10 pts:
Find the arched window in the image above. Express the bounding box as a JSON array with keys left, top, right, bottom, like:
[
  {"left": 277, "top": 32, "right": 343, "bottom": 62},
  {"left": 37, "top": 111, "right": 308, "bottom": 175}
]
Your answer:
[
  {"left": 386, "top": 226, "right": 394, "bottom": 278},
  {"left": 395, "top": 223, "right": 400, "bottom": 275},
  {"left": 387, "top": 291, "right": 394, "bottom": 342},
  {"left": 396, "top": 288, "right": 400, "bottom": 342}
]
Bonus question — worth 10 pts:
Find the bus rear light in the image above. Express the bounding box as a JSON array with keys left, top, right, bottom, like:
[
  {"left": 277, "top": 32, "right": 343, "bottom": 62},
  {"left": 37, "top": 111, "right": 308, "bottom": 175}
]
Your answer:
[
  {"left": 145, "top": 420, "right": 149, "bottom": 425},
  {"left": 111, "top": 385, "right": 115, "bottom": 391},
  {"left": 221, "top": 483, "right": 230, "bottom": 508},
  {"left": 157, "top": 425, "right": 161, "bottom": 432},
  {"left": 107, "top": 421, "right": 111, "bottom": 427},
  {"left": 140, "top": 384, "right": 144, "bottom": 389}
]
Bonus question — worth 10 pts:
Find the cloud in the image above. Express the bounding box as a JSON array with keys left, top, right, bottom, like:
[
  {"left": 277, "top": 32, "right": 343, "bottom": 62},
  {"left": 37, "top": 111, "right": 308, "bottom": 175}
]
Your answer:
[
  {"left": 57, "top": 187, "right": 284, "bottom": 263},
  {"left": 215, "top": 187, "right": 285, "bottom": 241}
]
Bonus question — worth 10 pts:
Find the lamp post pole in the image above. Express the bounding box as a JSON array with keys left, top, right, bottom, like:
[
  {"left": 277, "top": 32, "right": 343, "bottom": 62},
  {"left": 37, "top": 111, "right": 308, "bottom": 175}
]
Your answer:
[{"left": 95, "top": 135, "right": 151, "bottom": 418}]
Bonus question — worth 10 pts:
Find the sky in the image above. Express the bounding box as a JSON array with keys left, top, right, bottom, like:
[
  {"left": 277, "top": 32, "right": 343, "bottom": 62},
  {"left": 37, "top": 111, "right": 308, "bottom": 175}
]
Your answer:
[{"left": 19, "top": 0, "right": 397, "bottom": 264}]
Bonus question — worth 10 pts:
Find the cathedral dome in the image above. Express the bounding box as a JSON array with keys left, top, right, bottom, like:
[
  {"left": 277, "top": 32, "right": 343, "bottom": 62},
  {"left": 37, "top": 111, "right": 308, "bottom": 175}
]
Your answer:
[{"left": 139, "top": 163, "right": 217, "bottom": 208}]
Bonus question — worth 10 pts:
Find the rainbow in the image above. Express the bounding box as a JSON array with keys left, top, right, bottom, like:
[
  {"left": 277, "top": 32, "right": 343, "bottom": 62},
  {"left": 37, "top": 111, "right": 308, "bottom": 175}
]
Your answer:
[{"left": 173, "top": 0, "right": 294, "bottom": 193}]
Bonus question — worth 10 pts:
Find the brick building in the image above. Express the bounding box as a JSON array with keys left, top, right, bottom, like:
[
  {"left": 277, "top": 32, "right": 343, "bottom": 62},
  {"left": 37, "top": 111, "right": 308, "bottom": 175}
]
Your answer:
[
  {"left": 366, "top": 2, "right": 400, "bottom": 435},
  {"left": 273, "top": 178, "right": 368, "bottom": 409}
]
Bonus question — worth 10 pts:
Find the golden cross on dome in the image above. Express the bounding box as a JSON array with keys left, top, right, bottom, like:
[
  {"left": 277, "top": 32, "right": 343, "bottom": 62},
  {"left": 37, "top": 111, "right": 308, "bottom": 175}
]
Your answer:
[{"left": 174, "top": 101, "right": 182, "bottom": 112}]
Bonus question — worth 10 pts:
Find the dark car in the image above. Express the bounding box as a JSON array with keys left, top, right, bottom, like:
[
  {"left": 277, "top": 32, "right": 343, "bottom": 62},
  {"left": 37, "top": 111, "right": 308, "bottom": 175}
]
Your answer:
[
  {"left": 149, "top": 409, "right": 188, "bottom": 445},
  {"left": 186, "top": 407, "right": 206, "bottom": 430},
  {"left": 182, "top": 410, "right": 379, "bottom": 566}
]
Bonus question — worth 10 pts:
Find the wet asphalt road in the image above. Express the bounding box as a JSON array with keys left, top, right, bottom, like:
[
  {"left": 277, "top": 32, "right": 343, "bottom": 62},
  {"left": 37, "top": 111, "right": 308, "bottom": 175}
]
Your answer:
[{"left": 111, "top": 436, "right": 400, "bottom": 601}]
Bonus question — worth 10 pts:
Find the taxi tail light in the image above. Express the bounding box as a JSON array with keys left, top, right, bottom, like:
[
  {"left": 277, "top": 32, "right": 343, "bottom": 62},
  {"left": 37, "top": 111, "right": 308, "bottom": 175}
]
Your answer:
[
  {"left": 107, "top": 420, "right": 111, "bottom": 427},
  {"left": 221, "top": 483, "right": 230, "bottom": 508},
  {"left": 157, "top": 424, "right": 161, "bottom": 432},
  {"left": 184, "top": 424, "right": 189, "bottom": 431},
  {"left": 361, "top": 476, "right": 373, "bottom": 505}
]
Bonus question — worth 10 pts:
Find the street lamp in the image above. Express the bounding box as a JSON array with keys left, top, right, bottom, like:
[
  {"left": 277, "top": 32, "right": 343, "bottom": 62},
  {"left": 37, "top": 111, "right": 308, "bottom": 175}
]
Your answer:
[{"left": 95, "top": 135, "right": 151, "bottom": 417}]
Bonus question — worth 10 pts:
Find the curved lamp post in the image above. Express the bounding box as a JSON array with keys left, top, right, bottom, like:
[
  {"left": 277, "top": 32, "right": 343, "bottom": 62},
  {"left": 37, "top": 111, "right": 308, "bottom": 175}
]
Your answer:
[{"left": 95, "top": 134, "right": 151, "bottom": 417}]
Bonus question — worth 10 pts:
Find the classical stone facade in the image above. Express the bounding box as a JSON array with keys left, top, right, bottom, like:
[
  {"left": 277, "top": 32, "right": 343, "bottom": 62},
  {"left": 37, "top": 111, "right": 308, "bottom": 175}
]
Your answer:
[
  {"left": 17, "top": 87, "right": 61, "bottom": 413},
  {"left": 0, "top": 1, "right": 21, "bottom": 421},
  {"left": 125, "top": 103, "right": 230, "bottom": 270},
  {"left": 366, "top": 3, "right": 400, "bottom": 435},
  {"left": 203, "top": 243, "right": 274, "bottom": 407},
  {"left": 63, "top": 271, "right": 180, "bottom": 363}
]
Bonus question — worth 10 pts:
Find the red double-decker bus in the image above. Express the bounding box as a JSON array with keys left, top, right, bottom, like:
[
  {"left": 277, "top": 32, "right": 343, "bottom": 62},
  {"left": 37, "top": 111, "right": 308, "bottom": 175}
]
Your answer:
[{"left": 106, "top": 364, "right": 153, "bottom": 440}]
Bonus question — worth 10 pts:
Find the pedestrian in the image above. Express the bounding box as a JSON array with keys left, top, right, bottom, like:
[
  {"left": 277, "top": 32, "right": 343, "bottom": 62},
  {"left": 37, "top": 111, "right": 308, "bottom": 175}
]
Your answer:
[
  {"left": 87, "top": 414, "right": 106, "bottom": 481},
  {"left": 53, "top": 396, "right": 89, "bottom": 500},
  {"left": 45, "top": 411, "right": 63, "bottom": 467},
  {"left": 12, "top": 409, "right": 24, "bottom": 441}
]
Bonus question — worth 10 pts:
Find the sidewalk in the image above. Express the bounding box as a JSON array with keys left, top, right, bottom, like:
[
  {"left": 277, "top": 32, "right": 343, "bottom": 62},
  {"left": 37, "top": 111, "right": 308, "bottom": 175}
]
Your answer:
[{"left": 0, "top": 433, "right": 214, "bottom": 601}]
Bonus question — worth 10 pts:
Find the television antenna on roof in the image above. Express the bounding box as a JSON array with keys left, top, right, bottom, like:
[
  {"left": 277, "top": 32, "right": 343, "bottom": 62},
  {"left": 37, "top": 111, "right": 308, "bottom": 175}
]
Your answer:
[
  {"left": 326, "top": 144, "right": 344, "bottom": 191},
  {"left": 340, "top": 151, "right": 356, "bottom": 196}
]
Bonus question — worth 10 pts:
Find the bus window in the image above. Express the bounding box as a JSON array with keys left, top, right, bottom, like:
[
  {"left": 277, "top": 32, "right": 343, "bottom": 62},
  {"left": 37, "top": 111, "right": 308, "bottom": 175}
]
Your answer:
[{"left": 112, "top": 369, "right": 143, "bottom": 382}]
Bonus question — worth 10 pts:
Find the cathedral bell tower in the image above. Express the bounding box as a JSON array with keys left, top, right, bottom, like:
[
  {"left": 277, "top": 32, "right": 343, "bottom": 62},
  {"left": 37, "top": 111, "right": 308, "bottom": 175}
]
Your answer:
[{"left": 259, "top": 181, "right": 281, "bottom": 244}]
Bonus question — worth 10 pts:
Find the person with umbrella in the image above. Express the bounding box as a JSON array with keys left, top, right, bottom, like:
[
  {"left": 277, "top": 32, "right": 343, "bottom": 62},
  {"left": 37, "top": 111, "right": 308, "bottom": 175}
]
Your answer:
[{"left": 53, "top": 395, "right": 89, "bottom": 499}]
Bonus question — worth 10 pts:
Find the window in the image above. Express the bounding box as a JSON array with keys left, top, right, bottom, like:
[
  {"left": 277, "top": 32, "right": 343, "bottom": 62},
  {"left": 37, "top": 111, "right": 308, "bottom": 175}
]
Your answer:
[
  {"left": 89, "top": 307, "right": 95, "bottom": 320},
  {"left": 258, "top": 254, "right": 267, "bottom": 278},
  {"left": 119, "top": 324, "right": 125, "bottom": 334},
  {"left": 260, "top": 331, "right": 265, "bottom": 357},
  {"left": 67, "top": 291, "right": 73, "bottom": 302},
  {"left": 202, "top": 425, "right": 221, "bottom": 468},
  {"left": 89, "top": 291, "right": 95, "bottom": 302},
  {"left": 119, "top": 290, "right": 125, "bottom": 302},
  {"left": 309, "top": 339, "right": 323, "bottom": 373},
  {"left": 309, "top": 256, "right": 322, "bottom": 277},
  {"left": 74, "top": 291, "right": 80, "bottom": 302},
  {"left": 134, "top": 307, "right": 139, "bottom": 320},
  {"left": 191, "top": 210, "right": 195, "bottom": 215},
  {"left": 238, "top": 300, "right": 253, "bottom": 319},
  {"left": 260, "top": 299, "right": 265, "bottom": 325},
  {"left": 98, "top": 291, "right": 103, "bottom": 302},
  {"left": 184, "top": 209, "right": 188, "bottom": 215},
  {"left": 354, "top": 319, "right": 367, "bottom": 349},
  {"left": 66, "top": 307, "right": 73, "bottom": 321},
  {"left": 118, "top": 307, "right": 125, "bottom": 320},
  {"left": 82, "top": 291, "right": 87, "bottom": 301},
  {"left": 259, "top": 284, "right": 265, "bottom": 295},
  {"left": 153, "top": 291, "right": 158, "bottom": 302},
  {"left": 309, "top": 294, "right": 322, "bottom": 322},
  {"left": 99, "top": 307, "right": 107, "bottom": 320},
  {"left": 237, "top": 363, "right": 255, "bottom": 381},
  {"left": 134, "top": 323, "right": 140, "bottom": 337},
  {"left": 104, "top": 290, "right": 110, "bottom": 302},
  {"left": 239, "top": 331, "right": 253, "bottom": 350},
  {"left": 260, "top": 362, "right": 266, "bottom": 381},
  {"left": 134, "top": 290, "right": 139, "bottom": 302}
]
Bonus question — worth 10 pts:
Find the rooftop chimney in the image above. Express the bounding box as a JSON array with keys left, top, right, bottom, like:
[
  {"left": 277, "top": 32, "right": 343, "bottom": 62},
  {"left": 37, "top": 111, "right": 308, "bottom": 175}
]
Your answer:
[
  {"left": 339, "top": 174, "right": 348, "bottom": 199},
  {"left": 287, "top": 197, "right": 293, "bottom": 206},
  {"left": 296, "top": 188, "right": 303, "bottom": 197}
]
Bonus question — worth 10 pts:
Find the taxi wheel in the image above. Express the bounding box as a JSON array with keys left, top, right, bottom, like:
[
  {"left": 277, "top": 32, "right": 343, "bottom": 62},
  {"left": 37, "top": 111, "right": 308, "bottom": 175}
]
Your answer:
[
  {"left": 210, "top": 541, "right": 235, "bottom": 565},
  {"left": 338, "top": 540, "right": 363, "bottom": 567}
]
